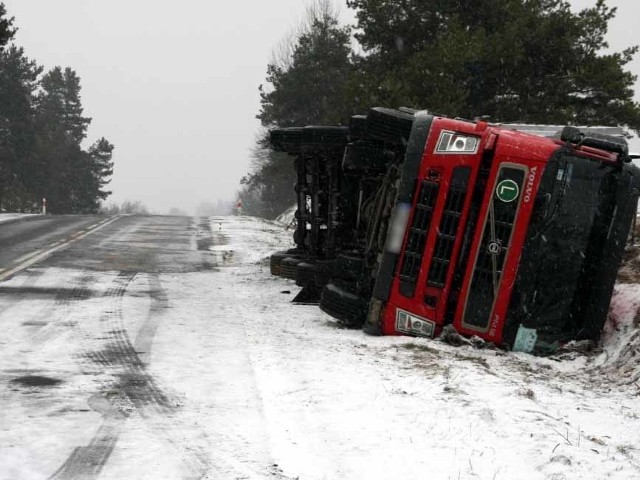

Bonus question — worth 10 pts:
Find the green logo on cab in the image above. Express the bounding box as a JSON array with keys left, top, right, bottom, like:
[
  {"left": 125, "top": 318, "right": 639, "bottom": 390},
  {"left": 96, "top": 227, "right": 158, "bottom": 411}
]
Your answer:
[{"left": 496, "top": 179, "right": 520, "bottom": 203}]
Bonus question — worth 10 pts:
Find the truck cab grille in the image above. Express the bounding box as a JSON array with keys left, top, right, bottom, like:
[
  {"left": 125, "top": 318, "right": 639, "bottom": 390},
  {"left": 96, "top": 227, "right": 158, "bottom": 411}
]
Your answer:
[
  {"left": 463, "top": 166, "right": 526, "bottom": 331},
  {"left": 399, "top": 179, "right": 440, "bottom": 297},
  {"left": 427, "top": 167, "right": 471, "bottom": 288}
]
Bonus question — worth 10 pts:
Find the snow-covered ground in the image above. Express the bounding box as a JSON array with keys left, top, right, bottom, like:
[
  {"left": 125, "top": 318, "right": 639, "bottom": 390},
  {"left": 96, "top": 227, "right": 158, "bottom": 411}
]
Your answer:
[
  {"left": 274, "top": 205, "right": 296, "bottom": 227},
  {"left": 0, "top": 213, "right": 38, "bottom": 224},
  {"left": 0, "top": 215, "right": 639, "bottom": 479}
]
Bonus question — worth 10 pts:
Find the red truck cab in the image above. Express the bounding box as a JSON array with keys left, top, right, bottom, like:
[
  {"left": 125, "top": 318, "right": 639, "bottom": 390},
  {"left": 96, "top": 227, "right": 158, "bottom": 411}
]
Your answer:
[{"left": 368, "top": 113, "right": 639, "bottom": 352}]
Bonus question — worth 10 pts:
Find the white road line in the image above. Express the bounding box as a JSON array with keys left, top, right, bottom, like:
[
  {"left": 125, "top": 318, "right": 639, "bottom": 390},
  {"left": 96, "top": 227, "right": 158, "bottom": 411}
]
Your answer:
[
  {"left": 0, "top": 216, "right": 122, "bottom": 282},
  {"left": 6, "top": 249, "right": 47, "bottom": 267}
]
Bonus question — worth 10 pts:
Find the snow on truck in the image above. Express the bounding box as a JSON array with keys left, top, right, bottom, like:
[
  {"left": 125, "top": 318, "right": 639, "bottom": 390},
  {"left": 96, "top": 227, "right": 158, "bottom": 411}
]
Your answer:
[{"left": 270, "top": 108, "right": 640, "bottom": 353}]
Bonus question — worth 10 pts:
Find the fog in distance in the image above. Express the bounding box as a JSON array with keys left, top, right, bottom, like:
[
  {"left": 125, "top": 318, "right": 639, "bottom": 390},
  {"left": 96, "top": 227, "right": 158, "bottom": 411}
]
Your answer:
[{"left": 4, "top": 1, "right": 639, "bottom": 214}]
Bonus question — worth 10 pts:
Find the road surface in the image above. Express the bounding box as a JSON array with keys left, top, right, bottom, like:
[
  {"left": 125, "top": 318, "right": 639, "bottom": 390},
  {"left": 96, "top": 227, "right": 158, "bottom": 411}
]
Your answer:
[
  {"left": 0, "top": 214, "right": 274, "bottom": 479},
  {"left": 1, "top": 214, "right": 640, "bottom": 480}
]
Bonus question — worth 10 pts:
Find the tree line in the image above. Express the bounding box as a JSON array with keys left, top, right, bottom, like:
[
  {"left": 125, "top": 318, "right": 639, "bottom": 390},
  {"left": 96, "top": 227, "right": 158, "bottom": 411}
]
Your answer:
[
  {"left": 241, "top": 0, "right": 640, "bottom": 218},
  {"left": 0, "top": 4, "right": 113, "bottom": 214}
]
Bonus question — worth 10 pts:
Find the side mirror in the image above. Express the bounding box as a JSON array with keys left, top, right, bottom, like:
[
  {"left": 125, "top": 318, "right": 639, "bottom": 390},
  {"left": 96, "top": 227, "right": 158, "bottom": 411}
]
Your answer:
[{"left": 560, "top": 126, "right": 629, "bottom": 157}]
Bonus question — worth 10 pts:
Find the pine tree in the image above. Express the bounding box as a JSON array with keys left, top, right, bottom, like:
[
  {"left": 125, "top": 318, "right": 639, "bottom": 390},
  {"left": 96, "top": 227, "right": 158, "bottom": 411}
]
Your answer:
[
  {"left": 240, "top": 139, "right": 295, "bottom": 219},
  {"left": 0, "top": 5, "right": 114, "bottom": 213},
  {"left": 0, "top": 3, "right": 15, "bottom": 51},
  {"left": 248, "top": 1, "right": 355, "bottom": 218},
  {"left": 85, "top": 137, "right": 114, "bottom": 211},
  {"left": 36, "top": 67, "right": 91, "bottom": 143},
  {"left": 258, "top": 1, "right": 356, "bottom": 127},
  {"left": 0, "top": 46, "right": 41, "bottom": 210},
  {"left": 0, "top": 6, "right": 26, "bottom": 211},
  {"left": 33, "top": 66, "right": 105, "bottom": 213},
  {"left": 346, "top": 0, "right": 640, "bottom": 130}
]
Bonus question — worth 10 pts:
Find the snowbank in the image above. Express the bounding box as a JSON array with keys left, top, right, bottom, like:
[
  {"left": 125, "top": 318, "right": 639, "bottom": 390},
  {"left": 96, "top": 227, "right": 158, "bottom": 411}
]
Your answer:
[
  {"left": 0, "top": 213, "right": 38, "bottom": 224},
  {"left": 274, "top": 205, "right": 296, "bottom": 227}
]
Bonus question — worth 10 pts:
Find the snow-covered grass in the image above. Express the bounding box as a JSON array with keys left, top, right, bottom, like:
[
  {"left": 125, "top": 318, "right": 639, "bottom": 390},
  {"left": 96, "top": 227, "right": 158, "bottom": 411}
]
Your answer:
[
  {"left": 0, "top": 213, "right": 38, "bottom": 224},
  {"left": 211, "top": 215, "right": 640, "bottom": 480},
  {"left": 0, "top": 214, "right": 639, "bottom": 479}
]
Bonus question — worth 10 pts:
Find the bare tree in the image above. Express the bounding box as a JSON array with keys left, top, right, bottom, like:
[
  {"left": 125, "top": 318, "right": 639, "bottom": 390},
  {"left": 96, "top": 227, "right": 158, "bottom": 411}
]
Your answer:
[{"left": 269, "top": 0, "right": 342, "bottom": 71}]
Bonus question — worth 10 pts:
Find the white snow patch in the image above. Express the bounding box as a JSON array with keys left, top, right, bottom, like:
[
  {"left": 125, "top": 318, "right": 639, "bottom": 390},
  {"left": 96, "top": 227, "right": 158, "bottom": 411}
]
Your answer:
[
  {"left": 274, "top": 205, "right": 296, "bottom": 227},
  {"left": 0, "top": 213, "right": 38, "bottom": 224}
]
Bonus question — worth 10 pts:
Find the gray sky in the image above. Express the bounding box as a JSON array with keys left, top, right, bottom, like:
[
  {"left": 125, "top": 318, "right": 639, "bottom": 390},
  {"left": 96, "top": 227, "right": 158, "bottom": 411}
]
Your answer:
[
  {"left": 4, "top": 0, "right": 335, "bottom": 214},
  {"left": 3, "top": 1, "right": 639, "bottom": 214}
]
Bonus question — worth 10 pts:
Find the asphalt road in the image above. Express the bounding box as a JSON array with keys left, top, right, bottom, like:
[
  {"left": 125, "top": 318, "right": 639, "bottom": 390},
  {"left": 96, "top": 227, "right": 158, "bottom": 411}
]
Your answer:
[
  {"left": 0, "top": 214, "right": 249, "bottom": 479},
  {"left": 0, "top": 215, "right": 105, "bottom": 273}
]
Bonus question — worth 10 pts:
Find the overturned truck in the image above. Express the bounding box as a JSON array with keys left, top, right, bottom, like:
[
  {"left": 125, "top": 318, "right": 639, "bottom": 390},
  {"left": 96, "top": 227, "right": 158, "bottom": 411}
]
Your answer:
[{"left": 270, "top": 108, "right": 640, "bottom": 353}]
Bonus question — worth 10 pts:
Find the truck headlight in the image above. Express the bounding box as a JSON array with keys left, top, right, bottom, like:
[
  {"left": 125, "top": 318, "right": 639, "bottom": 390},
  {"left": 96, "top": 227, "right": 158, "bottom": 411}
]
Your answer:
[
  {"left": 396, "top": 309, "right": 436, "bottom": 337},
  {"left": 436, "top": 131, "right": 480, "bottom": 154}
]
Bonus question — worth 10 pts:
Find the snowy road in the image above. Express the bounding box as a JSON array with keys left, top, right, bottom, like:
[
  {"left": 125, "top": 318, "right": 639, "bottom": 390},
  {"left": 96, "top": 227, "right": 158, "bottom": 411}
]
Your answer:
[
  {"left": 0, "top": 215, "right": 107, "bottom": 276},
  {"left": 1, "top": 215, "right": 640, "bottom": 480}
]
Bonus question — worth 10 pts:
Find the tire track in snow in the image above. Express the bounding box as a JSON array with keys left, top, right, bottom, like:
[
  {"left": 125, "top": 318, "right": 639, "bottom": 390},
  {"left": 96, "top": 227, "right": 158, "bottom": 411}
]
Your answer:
[
  {"left": 95, "top": 272, "right": 214, "bottom": 478},
  {"left": 49, "top": 273, "right": 134, "bottom": 480},
  {"left": 51, "top": 272, "right": 214, "bottom": 479},
  {"left": 88, "top": 274, "right": 171, "bottom": 411},
  {"left": 48, "top": 396, "right": 125, "bottom": 480},
  {"left": 91, "top": 272, "right": 277, "bottom": 479},
  {"left": 50, "top": 241, "right": 279, "bottom": 478},
  {"left": 28, "top": 271, "right": 96, "bottom": 344}
]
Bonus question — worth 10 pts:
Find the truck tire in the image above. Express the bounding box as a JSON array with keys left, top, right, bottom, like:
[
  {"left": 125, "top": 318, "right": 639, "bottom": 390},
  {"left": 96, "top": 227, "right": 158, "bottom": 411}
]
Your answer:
[
  {"left": 270, "top": 128, "right": 304, "bottom": 154},
  {"left": 301, "top": 126, "right": 349, "bottom": 147},
  {"left": 270, "top": 250, "right": 303, "bottom": 279},
  {"left": 279, "top": 256, "right": 302, "bottom": 280},
  {"left": 349, "top": 115, "right": 368, "bottom": 140},
  {"left": 328, "top": 254, "right": 366, "bottom": 282},
  {"left": 271, "top": 126, "right": 349, "bottom": 154},
  {"left": 296, "top": 260, "right": 329, "bottom": 289},
  {"left": 366, "top": 107, "right": 414, "bottom": 146},
  {"left": 319, "top": 281, "right": 368, "bottom": 328}
]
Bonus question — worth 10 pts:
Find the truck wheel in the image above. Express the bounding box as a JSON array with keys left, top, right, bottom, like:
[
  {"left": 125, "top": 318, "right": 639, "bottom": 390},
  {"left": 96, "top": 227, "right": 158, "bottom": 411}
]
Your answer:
[
  {"left": 349, "top": 115, "right": 368, "bottom": 140},
  {"left": 271, "top": 126, "right": 348, "bottom": 152},
  {"left": 301, "top": 126, "right": 349, "bottom": 147},
  {"left": 319, "top": 281, "right": 369, "bottom": 328},
  {"left": 329, "top": 254, "right": 365, "bottom": 281},
  {"left": 270, "top": 250, "right": 303, "bottom": 279},
  {"left": 270, "top": 128, "right": 304, "bottom": 154},
  {"left": 296, "top": 260, "right": 329, "bottom": 289},
  {"left": 279, "top": 256, "right": 301, "bottom": 280},
  {"left": 366, "top": 107, "right": 414, "bottom": 146}
]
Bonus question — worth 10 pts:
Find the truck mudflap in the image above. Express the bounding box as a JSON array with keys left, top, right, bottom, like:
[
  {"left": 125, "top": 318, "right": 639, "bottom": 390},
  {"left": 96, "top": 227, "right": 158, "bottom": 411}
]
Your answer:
[{"left": 363, "top": 298, "right": 384, "bottom": 335}]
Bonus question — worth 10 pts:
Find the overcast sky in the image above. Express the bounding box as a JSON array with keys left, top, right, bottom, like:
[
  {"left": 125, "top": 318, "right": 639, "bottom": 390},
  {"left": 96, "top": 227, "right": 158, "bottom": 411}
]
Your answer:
[{"left": 3, "top": 1, "right": 639, "bottom": 214}]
